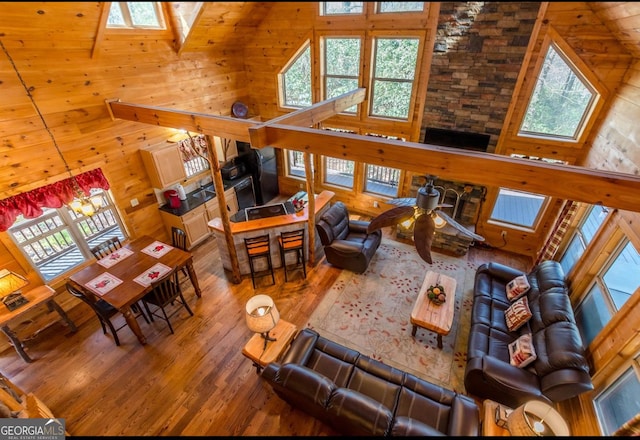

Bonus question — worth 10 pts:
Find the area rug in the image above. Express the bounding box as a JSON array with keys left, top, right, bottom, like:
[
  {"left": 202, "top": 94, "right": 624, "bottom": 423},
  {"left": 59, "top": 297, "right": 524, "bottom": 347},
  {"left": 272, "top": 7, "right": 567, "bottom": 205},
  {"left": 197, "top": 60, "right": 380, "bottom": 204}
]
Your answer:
[{"left": 306, "top": 239, "right": 479, "bottom": 394}]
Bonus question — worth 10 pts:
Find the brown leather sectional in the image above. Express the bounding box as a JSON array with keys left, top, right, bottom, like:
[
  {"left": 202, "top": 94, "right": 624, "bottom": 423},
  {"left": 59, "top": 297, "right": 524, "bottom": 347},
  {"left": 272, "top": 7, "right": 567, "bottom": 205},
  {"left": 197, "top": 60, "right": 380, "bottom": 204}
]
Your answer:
[{"left": 262, "top": 328, "right": 480, "bottom": 436}]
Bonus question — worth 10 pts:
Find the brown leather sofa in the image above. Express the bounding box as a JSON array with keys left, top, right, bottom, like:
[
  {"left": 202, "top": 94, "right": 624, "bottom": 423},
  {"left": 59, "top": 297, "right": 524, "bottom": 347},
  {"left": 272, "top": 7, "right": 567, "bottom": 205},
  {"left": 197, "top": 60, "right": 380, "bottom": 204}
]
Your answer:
[
  {"left": 315, "top": 201, "right": 382, "bottom": 273},
  {"left": 262, "top": 328, "right": 480, "bottom": 436},
  {"left": 464, "top": 260, "right": 593, "bottom": 408}
]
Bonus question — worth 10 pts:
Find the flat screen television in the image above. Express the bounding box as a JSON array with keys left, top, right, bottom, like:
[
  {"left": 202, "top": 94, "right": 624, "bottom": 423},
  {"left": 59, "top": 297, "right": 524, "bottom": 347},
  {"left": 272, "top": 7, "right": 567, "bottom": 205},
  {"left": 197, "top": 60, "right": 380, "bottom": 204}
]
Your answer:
[{"left": 423, "top": 128, "right": 490, "bottom": 153}]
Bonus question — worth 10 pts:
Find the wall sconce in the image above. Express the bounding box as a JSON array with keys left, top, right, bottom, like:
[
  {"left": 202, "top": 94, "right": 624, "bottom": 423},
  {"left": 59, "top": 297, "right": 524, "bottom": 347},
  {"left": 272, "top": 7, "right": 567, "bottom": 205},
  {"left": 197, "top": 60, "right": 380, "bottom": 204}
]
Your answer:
[
  {"left": 0, "top": 269, "right": 30, "bottom": 311},
  {"left": 245, "top": 294, "right": 280, "bottom": 350},
  {"left": 507, "top": 400, "right": 570, "bottom": 436}
]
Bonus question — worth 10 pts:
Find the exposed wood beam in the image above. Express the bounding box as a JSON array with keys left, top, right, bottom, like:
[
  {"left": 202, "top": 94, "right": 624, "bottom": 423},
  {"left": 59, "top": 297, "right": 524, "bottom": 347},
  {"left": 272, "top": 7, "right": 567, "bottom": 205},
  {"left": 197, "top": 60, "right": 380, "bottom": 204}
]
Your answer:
[
  {"left": 106, "top": 94, "right": 640, "bottom": 213},
  {"left": 250, "top": 124, "right": 640, "bottom": 213},
  {"left": 106, "top": 99, "right": 256, "bottom": 142}
]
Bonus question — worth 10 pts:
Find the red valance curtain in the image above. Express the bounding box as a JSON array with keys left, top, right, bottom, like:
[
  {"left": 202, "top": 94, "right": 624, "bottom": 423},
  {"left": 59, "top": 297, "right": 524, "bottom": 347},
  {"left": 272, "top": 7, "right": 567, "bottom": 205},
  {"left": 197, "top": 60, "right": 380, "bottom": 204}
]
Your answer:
[{"left": 0, "top": 168, "right": 110, "bottom": 232}]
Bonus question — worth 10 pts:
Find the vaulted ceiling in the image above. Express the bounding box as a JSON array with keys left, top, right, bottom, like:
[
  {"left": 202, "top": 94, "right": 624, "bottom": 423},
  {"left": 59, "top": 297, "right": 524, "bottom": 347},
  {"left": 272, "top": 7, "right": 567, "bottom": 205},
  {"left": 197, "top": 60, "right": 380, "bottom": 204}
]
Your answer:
[{"left": 180, "top": 2, "right": 640, "bottom": 61}]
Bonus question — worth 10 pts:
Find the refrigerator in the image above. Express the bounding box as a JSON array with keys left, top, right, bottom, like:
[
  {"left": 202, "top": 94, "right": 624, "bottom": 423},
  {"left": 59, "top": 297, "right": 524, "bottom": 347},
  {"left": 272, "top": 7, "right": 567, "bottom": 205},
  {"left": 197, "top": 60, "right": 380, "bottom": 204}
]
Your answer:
[{"left": 237, "top": 142, "right": 279, "bottom": 206}]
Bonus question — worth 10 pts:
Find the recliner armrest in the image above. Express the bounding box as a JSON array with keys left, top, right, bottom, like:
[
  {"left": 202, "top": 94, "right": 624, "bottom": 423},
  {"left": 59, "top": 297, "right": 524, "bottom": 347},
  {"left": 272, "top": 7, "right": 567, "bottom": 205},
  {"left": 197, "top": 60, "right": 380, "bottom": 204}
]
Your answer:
[
  {"left": 348, "top": 219, "right": 370, "bottom": 234},
  {"left": 481, "top": 355, "right": 548, "bottom": 403},
  {"left": 477, "top": 262, "right": 527, "bottom": 283}
]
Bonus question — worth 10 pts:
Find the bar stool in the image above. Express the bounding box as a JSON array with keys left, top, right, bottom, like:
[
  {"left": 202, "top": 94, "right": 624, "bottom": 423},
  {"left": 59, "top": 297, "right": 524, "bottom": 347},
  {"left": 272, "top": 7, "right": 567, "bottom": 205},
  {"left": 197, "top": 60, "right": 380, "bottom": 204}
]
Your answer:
[
  {"left": 278, "top": 229, "right": 306, "bottom": 282},
  {"left": 244, "top": 234, "right": 275, "bottom": 288}
]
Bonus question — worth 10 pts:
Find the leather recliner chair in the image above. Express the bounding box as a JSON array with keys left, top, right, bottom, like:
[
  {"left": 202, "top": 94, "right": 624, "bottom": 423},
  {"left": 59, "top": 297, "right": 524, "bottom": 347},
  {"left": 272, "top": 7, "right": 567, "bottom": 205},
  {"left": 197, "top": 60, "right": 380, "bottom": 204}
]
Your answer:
[{"left": 315, "top": 201, "right": 382, "bottom": 273}]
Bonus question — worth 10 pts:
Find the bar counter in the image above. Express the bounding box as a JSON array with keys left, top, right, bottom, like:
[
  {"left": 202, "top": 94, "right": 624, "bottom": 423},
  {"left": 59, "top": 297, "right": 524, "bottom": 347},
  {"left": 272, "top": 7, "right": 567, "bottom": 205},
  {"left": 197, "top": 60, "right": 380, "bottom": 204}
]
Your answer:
[{"left": 207, "top": 190, "right": 335, "bottom": 275}]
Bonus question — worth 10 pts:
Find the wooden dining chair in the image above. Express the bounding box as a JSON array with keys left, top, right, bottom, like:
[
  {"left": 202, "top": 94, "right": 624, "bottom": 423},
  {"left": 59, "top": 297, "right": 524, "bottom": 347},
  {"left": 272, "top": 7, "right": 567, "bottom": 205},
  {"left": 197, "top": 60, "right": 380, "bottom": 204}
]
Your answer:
[
  {"left": 171, "top": 227, "right": 189, "bottom": 278},
  {"left": 90, "top": 237, "right": 123, "bottom": 260},
  {"left": 141, "top": 268, "right": 194, "bottom": 335},
  {"left": 65, "top": 282, "right": 149, "bottom": 346}
]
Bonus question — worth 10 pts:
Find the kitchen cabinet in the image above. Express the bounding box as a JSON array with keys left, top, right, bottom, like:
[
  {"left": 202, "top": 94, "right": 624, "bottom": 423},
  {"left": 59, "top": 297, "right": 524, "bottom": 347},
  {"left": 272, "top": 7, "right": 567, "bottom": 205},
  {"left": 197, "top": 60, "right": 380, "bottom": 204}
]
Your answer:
[
  {"left": 225, "top": 187, "right": 239, "bottom": 217},
  {"left": 160, "top": 204, "right": 209, "bottom": 249},
  {"left": 205, "top": 198, "right": 221, "bottom": 222},
  {"left": 140, "top": 142, "right": 186, "bottom": 189}
]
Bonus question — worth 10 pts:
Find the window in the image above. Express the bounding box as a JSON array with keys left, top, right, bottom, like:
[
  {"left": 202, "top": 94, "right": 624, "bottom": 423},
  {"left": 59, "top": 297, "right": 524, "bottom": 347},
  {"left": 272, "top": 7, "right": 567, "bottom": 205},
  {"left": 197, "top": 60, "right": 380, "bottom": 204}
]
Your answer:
[
  {"left": 324, "top": 157, "right": 355, "bottom": 188},
  {"left": 559, "top": 205, "right": 609, "bottom": 275},
  {"left": 286, "top": 150, "right": 306, "bottom": 178},
  {"left": 575, "top": 240, "right": 640, "bottom": 347},
  {"left": 323, "top": 37, "right": 361, "bottom": 114},
  {"left": 281, "top": 44, "right": 312, "bottom": 108},
  {"left": 377, "top": 2, "right": 424, "bottom": 13},
  {"left": 170, "top": 2, "right": 203, "bottom": 41},
  {"left": 364, "top": 164, "right": 399, "bottom": 197},
  {"left": 107, "top": 2, "right": 165, "bottom": 29},
  {"left": 489, "top": 188, "right": 547, "bottom": 229},
  {"left": 320, "top": 2, "right": 363, "bottom": 15},
  {"left": 370, "top": 37, "right": 419, "bottom": 119},
  {"left": 519, "top": 43, "right": 597, "bottom": 140},
  {"left": 8, "top": 189, "right": 127, "bottom": 282},
  {"left": 594, "top": 358, "right": 640, "bottom": 435}
]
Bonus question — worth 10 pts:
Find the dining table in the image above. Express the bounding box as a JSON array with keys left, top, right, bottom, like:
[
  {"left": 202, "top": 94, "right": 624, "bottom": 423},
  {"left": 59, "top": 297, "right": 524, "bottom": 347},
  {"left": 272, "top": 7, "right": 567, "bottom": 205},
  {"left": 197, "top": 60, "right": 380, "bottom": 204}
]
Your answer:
[{"left": 67, "top": 235, "right": 201, "bottom": 345}]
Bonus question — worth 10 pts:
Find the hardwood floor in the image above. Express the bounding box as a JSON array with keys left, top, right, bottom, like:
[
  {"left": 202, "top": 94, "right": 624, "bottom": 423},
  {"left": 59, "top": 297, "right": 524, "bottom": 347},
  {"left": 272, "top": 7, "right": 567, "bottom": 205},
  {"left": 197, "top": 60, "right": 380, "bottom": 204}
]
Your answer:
[{"left": 0, "top": 229, "right": 531, "bottom": 436}]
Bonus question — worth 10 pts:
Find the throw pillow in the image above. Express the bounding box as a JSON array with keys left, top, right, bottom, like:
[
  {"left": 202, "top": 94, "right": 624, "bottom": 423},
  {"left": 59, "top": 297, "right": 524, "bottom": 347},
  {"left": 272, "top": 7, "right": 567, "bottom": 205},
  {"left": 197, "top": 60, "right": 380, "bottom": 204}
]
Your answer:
[
  {"left": 506, "top": 274, "right": 530, "bottom": 301},
  {"left": 508, "top": 333, "right": 537, "bottom": 368},
  {"left": 505, "top": 296, "right": 532, "bottom": 332}
]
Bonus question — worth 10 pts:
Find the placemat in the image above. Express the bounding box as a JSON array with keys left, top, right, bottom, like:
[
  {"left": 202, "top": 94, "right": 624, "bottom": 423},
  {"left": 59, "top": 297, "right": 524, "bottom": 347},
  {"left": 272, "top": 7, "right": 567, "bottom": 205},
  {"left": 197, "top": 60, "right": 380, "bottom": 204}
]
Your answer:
[
  {"left": 133, "top": 263, "right": 172, "bottom": 287},
  {"left": 96, "top": 247, "right": 134, "bottom": 268},
  {"left": 141, "top": 241, "right": 174, "bottom": 258},
  {"left": 85, "top": 272, "right": 123, "bottom": 296}
]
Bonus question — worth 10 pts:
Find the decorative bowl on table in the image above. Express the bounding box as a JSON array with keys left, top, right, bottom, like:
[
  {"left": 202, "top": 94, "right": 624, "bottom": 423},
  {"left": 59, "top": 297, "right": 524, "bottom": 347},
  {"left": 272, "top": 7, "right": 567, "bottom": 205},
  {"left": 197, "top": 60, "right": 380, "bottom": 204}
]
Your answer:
[{"left": 427, "top": 284, "right": 446, "bottom": 305}]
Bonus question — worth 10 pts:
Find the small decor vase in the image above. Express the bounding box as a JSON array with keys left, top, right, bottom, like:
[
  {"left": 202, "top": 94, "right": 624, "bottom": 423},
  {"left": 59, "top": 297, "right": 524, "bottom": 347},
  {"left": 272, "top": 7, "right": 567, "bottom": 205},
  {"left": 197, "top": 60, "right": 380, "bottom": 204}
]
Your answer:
[{"left": 427, "top": 284, "right": 446, "bottom": 305}]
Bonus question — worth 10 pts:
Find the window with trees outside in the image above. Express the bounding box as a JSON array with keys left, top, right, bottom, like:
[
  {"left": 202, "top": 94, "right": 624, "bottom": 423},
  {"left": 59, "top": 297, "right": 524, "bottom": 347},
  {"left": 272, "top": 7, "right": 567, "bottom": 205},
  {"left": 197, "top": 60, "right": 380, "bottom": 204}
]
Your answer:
[
  {"left": 8, "top": 189, "right": 128, "bottom": 282},
  {"left": 370, "top": 37, "right": 420, "bottom": 119},
  {"left": 320, "top": 2, "right": 363, "bottom": 15},
  {"left": 559, "top": 204, "right": 610, "bottom": 276},
  {"left": 323, "top": 37, "right": 361, "bottom": 114},
  {"left": 574, "top": 240, "right": 640, "bottom": 348},
  {"left": 519, "top": 42, "right": 597, "bottom": 140},
  {"left": 281, "top": 43, "right": 312, "bottom": 108},
  {"left": 107, "top": 2, "right": 165, "bottom": 29}
]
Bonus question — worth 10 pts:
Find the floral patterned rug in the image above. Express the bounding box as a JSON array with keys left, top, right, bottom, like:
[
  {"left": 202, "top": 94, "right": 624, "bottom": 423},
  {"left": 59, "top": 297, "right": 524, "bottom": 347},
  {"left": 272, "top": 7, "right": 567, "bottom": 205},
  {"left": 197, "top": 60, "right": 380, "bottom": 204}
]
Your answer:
[{"left": 306, "top": 239, "right": 479, "bottom": 394}]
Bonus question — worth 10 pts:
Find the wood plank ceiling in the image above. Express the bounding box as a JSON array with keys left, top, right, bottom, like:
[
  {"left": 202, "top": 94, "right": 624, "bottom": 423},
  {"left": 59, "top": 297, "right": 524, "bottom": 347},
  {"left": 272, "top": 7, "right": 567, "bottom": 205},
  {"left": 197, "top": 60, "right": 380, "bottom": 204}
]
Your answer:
[{"left": 180, "top": 2, "right": 640, "bottom": 60}]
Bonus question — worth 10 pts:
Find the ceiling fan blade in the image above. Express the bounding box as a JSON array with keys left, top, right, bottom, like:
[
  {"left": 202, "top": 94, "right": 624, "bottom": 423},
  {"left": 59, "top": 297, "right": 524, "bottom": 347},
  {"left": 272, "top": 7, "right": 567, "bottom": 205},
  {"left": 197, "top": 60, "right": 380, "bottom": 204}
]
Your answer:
[
  {"left": 386, "top": 197, "right": 417, "bottom": 207},
  {"left": 367, "top": 205, "right": 415, "bottom": 233},
  {"left": 436, "top": 210, "right": 485, "bottom": 241},
  {"left": 413, "top": 213, "right": 435, "bottom": 264}
]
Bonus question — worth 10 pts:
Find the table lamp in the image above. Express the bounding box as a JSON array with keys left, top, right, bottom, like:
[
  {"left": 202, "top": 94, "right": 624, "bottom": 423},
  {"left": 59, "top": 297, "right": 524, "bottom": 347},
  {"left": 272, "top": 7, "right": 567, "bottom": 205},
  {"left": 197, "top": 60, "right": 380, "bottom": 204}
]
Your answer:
[
  {"left": 0, "top": 269, "right": 30, "bottom": 311},
  {"left": 507, "top": 400, "right": 570, "bottom": 436},
  {"left": 245, "top": 294, "right": 280, "bottom": 350}
]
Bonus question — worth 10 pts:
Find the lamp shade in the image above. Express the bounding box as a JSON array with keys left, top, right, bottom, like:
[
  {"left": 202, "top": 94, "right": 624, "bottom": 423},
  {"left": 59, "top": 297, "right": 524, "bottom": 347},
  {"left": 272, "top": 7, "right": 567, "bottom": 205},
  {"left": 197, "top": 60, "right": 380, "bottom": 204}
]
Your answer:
[
  {"left": 0, "top": 269, "right": 29, "bottom": 298},
  {"left": 245, "top": 294, "right": 280, "bottom": 334},
  {"left": 507, "top": 400, "right": 570, "bottom": 436}
]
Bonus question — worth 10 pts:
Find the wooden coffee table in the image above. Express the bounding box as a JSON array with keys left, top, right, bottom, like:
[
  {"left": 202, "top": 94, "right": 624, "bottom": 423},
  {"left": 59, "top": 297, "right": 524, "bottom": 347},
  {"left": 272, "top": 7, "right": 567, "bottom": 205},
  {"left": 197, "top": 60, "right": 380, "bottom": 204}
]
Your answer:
[
  {"left": 242, "top": 319, "right": 298, "bottom": 373},
  {"left": 410, "top": 271, "right": 457, "bottom": 349}
]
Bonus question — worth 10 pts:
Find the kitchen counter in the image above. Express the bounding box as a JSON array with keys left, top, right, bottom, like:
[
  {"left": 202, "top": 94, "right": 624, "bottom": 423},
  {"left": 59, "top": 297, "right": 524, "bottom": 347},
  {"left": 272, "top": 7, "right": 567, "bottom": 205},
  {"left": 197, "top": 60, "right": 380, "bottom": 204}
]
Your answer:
[
  {"left": 207, "top": 190, "right": 335, "bottom": 275},
  {"left": 159, "top": 178, "right": 243, "bottom": 216}
]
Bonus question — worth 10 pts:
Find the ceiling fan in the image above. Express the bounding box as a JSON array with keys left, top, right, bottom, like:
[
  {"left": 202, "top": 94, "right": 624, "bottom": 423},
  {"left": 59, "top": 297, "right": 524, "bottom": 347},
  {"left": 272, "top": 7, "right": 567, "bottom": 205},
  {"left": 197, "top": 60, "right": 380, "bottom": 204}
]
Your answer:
[{"left": 366, "top": 175, "right": 485, "bottom": 264}]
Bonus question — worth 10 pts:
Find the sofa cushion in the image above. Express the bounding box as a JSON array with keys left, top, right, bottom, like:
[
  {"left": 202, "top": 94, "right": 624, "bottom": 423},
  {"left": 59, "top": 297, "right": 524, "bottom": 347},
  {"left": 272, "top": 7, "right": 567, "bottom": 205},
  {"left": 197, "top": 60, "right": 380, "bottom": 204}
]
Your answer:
[
  {"left": 303, "top": 336, "right": 360, "bottom": 387},
  {"left": 506, "top": 274, "right": 530, "bottom": 301},
  {"left": 505, "top": 296, "right": 532, "bottom": 332},
  {"left": 347, "top": 356, "right": 403, "bottom": 410},
  {"left": 326, "top": 387, "right": 394, "bottom": 436},
  {"left": 508, "top": 333, "right": 537, "bottom": 368}
]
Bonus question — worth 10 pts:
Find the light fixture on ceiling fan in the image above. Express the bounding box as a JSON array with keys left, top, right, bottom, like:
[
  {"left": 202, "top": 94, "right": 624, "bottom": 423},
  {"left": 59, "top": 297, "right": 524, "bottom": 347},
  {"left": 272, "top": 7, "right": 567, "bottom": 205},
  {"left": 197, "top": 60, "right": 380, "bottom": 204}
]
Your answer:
[
  {"left": 367, "top": 175, "right": 485, "bottom": 264},
  {"left": 1, "top": 40, "right": 103, "bottom": 217}
]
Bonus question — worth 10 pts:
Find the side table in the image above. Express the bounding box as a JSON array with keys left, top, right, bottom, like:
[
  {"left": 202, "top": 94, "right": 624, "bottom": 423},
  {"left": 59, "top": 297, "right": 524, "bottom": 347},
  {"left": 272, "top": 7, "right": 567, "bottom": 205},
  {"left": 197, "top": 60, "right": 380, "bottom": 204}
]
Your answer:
[
  {"left": 242, "top": 319, "right": 297, "bottom": 373},
  {"left": 482, "top": 399, "right": 512, "bottom": 436},
  {"left": 0, "top": 285, "right": 77, "bottom": 363}
]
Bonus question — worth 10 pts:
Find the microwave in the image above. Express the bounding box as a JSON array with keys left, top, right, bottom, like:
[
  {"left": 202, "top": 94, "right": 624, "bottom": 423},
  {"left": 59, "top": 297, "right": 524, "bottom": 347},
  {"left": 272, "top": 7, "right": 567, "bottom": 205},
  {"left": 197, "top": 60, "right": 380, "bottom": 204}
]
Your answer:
[{"left": 221, "top": 162, "right": 246, "bottom": 180}]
